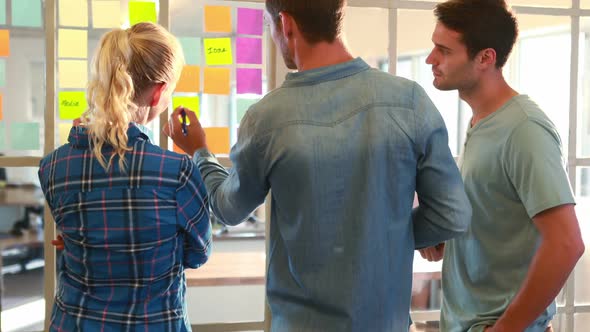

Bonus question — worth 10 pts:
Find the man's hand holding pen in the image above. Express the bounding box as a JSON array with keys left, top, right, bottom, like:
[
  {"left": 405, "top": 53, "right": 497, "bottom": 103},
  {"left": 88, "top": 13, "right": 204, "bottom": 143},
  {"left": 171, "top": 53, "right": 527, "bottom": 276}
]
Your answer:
[{"left": 163, "top": 106, "right": 208, "bottom": 156}]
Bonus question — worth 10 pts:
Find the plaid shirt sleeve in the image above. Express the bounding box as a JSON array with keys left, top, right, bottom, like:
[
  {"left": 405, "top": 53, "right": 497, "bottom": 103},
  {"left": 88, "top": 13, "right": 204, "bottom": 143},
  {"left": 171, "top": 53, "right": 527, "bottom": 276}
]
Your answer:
[{"left": 176, "top": 155, "right": 212, "bottom": 269}]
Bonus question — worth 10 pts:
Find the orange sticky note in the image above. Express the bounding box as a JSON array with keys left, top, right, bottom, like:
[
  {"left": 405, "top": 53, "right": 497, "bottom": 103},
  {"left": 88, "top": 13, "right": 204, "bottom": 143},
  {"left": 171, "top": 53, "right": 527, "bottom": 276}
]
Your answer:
[
  {"left": 0, "top": 30, "right": 9, "bottom": 57},
  {"left": 175, "top": 65, "right": 200, "bottom": 93},
  {"left": 204, "top": 6, "right": 232, "bottom": 33},
  {"left": 173, "top": 143, "right": 187, "bottom": 154},
  {"left": 203, "top": 67, "right": 230, "bottom": 95},
  {"left": 204, "top": 127, "right": 230, "bottom": 154}
]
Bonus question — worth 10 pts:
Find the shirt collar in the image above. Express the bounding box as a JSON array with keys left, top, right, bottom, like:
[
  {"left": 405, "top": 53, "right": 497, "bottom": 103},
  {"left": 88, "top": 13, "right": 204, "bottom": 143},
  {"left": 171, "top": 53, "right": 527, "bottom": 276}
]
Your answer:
[
  {"left": 281, "top": 57, "right": 371, "bottom": 88},
  {"left": 68, "top": 123, "right": 150, "bottom": 148}
]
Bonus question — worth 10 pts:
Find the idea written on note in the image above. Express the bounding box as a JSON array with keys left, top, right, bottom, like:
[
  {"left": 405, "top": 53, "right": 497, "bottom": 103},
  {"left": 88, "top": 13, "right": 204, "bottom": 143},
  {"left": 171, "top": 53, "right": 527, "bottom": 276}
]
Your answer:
[
  {"left": 203, "top": 38, "right": 233, "bottom": 65},
  {"left": 59, "top": 91, "right": 87, "bottom": 119}
]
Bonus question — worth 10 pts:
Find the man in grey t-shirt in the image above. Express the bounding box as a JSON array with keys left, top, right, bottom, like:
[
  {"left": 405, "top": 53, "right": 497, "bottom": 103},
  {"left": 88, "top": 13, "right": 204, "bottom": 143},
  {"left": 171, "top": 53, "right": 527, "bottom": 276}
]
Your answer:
[{"left": 420, "top": 1, "right": 585, "bottom": 331}]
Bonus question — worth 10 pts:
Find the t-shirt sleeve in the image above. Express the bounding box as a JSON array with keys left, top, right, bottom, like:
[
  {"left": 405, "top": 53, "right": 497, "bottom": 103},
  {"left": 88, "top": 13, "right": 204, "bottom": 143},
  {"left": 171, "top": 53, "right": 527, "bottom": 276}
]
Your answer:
[{"left": 503, "top": 119, "right": 575, "bottom": 218}]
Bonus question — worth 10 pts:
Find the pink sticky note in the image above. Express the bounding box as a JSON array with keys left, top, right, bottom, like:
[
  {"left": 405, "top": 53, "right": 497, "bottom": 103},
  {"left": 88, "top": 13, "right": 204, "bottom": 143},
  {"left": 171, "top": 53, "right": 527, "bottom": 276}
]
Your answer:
[
  {"left": 236, "top": 37, "right": 262, "bottom": 65},
  {"left": 237, "top": 8, "right": 263, "bottom": 36},
  {"left": 237, "top": 68, "right": 262, "bottom": 95}
]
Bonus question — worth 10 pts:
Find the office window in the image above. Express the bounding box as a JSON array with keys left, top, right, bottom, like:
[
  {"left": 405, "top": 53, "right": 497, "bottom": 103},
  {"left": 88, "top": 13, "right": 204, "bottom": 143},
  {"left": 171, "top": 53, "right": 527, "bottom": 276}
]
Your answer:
[
  {"left": 579, "top": 18, "right": 590, "bottom": 158},
  {"left": 0, "top": 0, "right": 46, "bottom": 158},
  {"left": 575, "top": 167, "right": 590, "bottom": 305},
  {"left": 342, "top": 6, "right": 388, "bottom": 70}
]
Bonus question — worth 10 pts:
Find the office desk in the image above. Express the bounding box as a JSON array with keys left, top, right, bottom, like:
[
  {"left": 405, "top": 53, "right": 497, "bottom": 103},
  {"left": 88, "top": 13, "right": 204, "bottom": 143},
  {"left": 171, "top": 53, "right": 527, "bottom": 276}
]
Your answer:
[
  {"left": 0, "top": 186, "right": 44, "bottom": 207},
  {"left": 185, "top": 252, "right": 441, "bottom": 287}
]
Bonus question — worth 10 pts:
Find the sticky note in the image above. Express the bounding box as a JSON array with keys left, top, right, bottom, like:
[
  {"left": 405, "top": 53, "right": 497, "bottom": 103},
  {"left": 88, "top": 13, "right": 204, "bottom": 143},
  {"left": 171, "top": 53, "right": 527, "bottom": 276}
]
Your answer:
[
  {"left": 175, "top": 65, "right": 200, "bottom": 93},
  {"left": 236, "top": 37, "right": 262, "bottom": 65},
  {"left": 58, "top": 123, "right": 72, "bottom": 145},
  {"left": 204, "top": 67, "right": 230, "bottom": 95},
  {"left": 0, "top": 59, "right": 6, "bottom": 87},
  {"left": 237, "top": 8, "right": 263, "bottom": 36},
  {"left": 58, "top": 29, "right": 87, "bottom": 58},
  {"left": 10, "top": 122, "right": 40, "bottom": 150},
  {"left": 172, "top": 96, "right": 200, "bottom": 118},
  {"left": 59, "top": 91, "right": 87, "bottom": 119},
  {"left": 236, "top": 98, "right": 258, "bottom": 123},
  {"left": 0, "top": 30, "right": 10, "bottom": 57},
  {"left": 92, "top": 1, "right": 121, "bottom": 28},
  {"left": 237, "top": 68, "right": 262, "bottom": 95},
  {"left": 203, "top": 38, "right": 233, "bottom": 65},
  {"left": 129, "top": 1, "right": 157, "bottom": 26},
  {"left": 59, "top": 60, "right": 88, "bottom": 89},
  {"left": 0, "top": 123, "right": 5, "bottom": 149},
  {"left": 59, "top": 0, "right": 88, "bottom": 27},
  {"left": 12, "top": 0, "right": 42, "bottom": 27},
  {"left": 178, "top": 37, "right": 201, "bottom": 65},
  {"left": 204, "top": 6, "right": 232, "bottom": 33},
  {"left": 0, "top": 0, "right": 6, "bottom": 25},
  {"left": 173, "top": 143, "right": 187, "bottom": 155},
  {"left": 204, "top": 127, "right": 230, "bottom": 154},
  {"left": 0, "top": 94, "right": 3, "bottom": 120}
]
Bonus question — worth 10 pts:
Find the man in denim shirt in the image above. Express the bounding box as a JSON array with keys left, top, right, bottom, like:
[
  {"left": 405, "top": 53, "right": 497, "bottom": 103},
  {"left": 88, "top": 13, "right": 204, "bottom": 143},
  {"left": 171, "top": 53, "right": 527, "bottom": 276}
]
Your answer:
[{"left": 166, "top": 0, "right": 471, "bottom": 330}]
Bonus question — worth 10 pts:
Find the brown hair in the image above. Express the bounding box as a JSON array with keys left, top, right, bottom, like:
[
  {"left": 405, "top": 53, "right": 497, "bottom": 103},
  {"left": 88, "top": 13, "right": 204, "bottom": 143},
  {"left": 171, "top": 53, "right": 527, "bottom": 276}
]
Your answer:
[
  {"left": 82, "top": 22, "right": 184, "bottom": 171},
  {"left": 265, "top": 0, "right": 346, "bottom": 44},
  {"left": 434, "top": 0, "right": 518, "bottom": 68}
]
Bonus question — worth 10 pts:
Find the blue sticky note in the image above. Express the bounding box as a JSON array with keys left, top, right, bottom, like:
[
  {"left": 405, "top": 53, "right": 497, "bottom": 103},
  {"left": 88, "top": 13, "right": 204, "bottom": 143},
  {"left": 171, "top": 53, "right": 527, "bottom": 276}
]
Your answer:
[
  {"left": 0, "top": 0, "right": 6, "bottom": 25},
  {"left": 10, "top": 122, "right": 40, "bottom": 150},
  {"left": 0, "top": 123, "right": 5, "bottom": 149},
  {"left": 0, "top": 59, "right": 5, "bottom": 87},
  {"left": 12, "top": 0, "right": 43, "bottom": 27},
  {"left": 178, "top": 37, "right": 201, "bottom": 65},
  {"left": 236, "top": 98, "right": 258, "bottom": 123}
]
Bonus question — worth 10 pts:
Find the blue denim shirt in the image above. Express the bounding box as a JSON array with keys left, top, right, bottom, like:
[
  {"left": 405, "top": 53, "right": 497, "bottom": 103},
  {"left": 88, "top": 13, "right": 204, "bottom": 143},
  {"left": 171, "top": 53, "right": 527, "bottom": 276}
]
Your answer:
[{"left": 194, "top": 58, "right": 471, "bottom": 331}]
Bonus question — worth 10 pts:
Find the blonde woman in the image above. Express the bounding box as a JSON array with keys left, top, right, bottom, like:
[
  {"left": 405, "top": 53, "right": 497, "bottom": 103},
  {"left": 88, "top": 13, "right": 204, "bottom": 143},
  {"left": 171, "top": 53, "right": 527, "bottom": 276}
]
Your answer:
[{"left": 39, "top": 22, "right": 211, "bottom": 331}]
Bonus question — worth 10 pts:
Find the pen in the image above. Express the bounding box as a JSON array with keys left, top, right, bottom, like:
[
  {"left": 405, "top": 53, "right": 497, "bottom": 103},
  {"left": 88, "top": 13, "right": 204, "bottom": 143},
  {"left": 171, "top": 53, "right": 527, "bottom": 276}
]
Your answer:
[{"left": 180, "top": 108, "right": 188, "bottom": 136}]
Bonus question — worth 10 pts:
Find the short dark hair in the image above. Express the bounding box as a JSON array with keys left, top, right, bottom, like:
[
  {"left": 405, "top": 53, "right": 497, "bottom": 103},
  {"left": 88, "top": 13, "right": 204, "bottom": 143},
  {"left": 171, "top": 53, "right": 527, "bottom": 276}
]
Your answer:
[
  {"left": 434, "top": 0, "right": 518, "bottom": 68},
  {"left": 265, "top": 0, "right": 346, "bottom": 44}
]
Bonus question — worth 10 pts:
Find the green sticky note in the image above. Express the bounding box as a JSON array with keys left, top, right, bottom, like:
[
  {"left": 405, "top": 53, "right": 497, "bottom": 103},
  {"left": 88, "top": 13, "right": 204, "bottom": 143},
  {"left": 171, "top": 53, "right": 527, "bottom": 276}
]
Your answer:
[
  {"left": 10, "top": 122, "right": 40, "bottom": 150},
  {"left": 0, "top": 0, "right": 6, "bottom": 25},
  {"left": 172, "top": 96, "right": 200, "bottom": 118},
  {"left": 12, "top": 0, "right": 43, "bottom": 27},
  {"left": 59, "top": 91, "right": 87, "bottom": 119},
  {"left": 236, "top": 98, "right": 258, "bottom": 123},
  {"left": 178, "top": 37, "right": 201, "bottom": 65},
  {"left": 0, "top": 59, "right": 5, "bottom": 87},
  {"left": 0, "top": 123, "right": 5, "bottom": 149},
  {"left": 129, "top": 1, "right": 157, "bottom": 26},
  {"left": 203, "top": 38, "right": 233, "bottom": 65}
]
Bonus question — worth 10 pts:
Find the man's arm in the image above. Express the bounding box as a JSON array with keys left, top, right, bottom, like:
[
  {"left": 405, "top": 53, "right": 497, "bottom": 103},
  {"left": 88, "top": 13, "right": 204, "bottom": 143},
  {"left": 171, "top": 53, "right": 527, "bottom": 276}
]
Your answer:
[
  {"left": 489, "top": 204, "right": 584, "bottom": 332},
  {"left": 165, "top": 106, "right": 269, "bottom": 226},
  {"left": 411, "top": 83, "right": 471, "bottom": 248}
]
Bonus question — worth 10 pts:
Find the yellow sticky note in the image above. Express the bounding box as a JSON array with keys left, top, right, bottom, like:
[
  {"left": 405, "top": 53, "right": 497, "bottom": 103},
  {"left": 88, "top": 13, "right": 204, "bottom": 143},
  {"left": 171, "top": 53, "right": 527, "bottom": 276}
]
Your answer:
[
  {"left": 204, "top": 67, "right": 230, "bottom": 95},
  {"left": 59, "top": 29, "right": 87, "bottom": 58},
  {"left": 59, "top": 0, "right": 88, "bottom": 27},
  {"left": 172, "top": 96, "right": 200, "bottom": 118},
  {"left": 92, "top": 0, "right": 121, "bottom": 29},
  {"left": 59, "top": 91, "right": 87, "bottom": 119},
  {"left": 204, "top": 6, "right": 232, "bottom": 33},
  {"left": 204, "top": 127, "right": 230, "bottom": 154},
  {"left": 59, "top": 60, "right": 88, "bottom": 89},
  {"left": 0, "top": 30, "right": 9, "bottom": 57},
  {"left": 203, "top": 38, "right": 233, "bottom": 65},
  {"left": 175, "top": 65, "right": 200, "bottom": 93},
  {"left": 58, "top": 123, "right": 72, "bottom": 145},
  {"left": 129, "top": 1, "right": 157, "bottom": 26}
]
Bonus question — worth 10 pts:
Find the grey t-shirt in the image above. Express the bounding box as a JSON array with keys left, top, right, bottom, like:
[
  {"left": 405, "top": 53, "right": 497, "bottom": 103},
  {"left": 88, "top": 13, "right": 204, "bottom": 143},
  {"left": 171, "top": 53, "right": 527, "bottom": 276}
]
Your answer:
[{"left": 441, "top": 95, "right": 575, "bottom": 332}]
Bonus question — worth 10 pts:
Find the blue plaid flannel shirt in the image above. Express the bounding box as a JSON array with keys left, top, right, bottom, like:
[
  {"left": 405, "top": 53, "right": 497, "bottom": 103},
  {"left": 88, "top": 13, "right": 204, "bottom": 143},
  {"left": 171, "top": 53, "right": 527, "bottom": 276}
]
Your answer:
[{"left": 38, "top": 124, "right": 211, "bottom": 332}]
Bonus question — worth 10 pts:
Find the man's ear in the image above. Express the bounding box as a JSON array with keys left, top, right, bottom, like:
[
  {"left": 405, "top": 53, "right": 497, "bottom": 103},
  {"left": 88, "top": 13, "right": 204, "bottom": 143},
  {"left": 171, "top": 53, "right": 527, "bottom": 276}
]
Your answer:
[
  {"left": 150, "top": 83, "right": 168, "bottom": 107},
  {"left": 279, "top": 11, "right": 295, "bottom": 40},
  {"left": 477, "top": 48, "right": 497, "bottom": 68}
]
